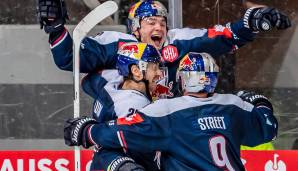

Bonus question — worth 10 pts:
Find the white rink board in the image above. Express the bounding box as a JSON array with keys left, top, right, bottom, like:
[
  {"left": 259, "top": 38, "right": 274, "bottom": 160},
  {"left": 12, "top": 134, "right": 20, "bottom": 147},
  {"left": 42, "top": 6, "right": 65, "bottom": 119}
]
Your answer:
[{"left": 0, "top": 25, "right": 126, "bottom": 84}]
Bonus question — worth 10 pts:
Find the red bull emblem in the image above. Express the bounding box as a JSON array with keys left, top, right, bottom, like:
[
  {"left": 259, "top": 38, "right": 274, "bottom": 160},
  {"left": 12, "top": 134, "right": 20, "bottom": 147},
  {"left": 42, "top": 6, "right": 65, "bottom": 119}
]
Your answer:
[
  {"left": 151, "top": 2, "right": 163, "bottom": 11},
  {"left": 152, "top": 81, "right": 174, "bottom": 98},
  {"left": 162, "top": 45, "right": 178, "bottom": 63},
  {"left": 121, "top": 44, "right": 139, "bottom": 54},
  {"left": 199, "top": 75, "right": 210, "bottom": 84},
  {"left": 179, "top": 55, "right": 194, "bottom": 70}
]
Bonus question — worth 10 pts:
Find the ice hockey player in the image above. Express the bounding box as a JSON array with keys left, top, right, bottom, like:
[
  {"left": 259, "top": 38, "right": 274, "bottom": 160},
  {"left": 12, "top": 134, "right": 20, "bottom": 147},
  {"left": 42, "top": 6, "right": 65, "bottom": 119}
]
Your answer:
[
  {"left": 64, "top": 52, "right": 278, "bottom": 171},
  {"left": 37, "top": 0, "right": 291, "bottom": 97},
  {"left": 81, "top": 42, "right": 163, "bottom": 170}
]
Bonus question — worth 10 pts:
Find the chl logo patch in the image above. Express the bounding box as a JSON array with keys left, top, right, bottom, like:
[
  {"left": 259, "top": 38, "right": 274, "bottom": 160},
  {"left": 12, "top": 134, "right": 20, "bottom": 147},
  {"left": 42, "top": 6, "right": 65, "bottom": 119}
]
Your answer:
[{"left": 162, "top": 45, "right": 179, "bottom": 63}]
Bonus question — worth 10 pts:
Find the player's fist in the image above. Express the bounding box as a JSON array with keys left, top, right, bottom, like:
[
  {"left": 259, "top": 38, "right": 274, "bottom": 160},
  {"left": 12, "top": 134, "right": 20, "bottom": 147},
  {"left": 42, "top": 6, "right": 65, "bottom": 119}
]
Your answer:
[
  {"left": 243, "top": 7, "right": 291, "bottom": 31},
  {"left": 236, "top": 90, "right": 273, "bottom": 111},
  {"left": 37, "top": 0, "right": 69, "bottom": 33},
  {"left": 64, "top": 116, "right": 98, "bottom": 148}
]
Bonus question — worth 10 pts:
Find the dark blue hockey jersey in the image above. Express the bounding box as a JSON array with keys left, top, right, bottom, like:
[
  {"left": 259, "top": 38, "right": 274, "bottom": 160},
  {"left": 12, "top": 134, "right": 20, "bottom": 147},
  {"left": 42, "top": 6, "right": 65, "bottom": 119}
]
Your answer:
[
  {"left": 82, "top": 70, "right": 162, "bottom": 170},
  {"left": 87, "top": 94, "right": 278, "bottom": 171},
  {"left": 50, "top": 19, "right": 255, "bottom": 97}
]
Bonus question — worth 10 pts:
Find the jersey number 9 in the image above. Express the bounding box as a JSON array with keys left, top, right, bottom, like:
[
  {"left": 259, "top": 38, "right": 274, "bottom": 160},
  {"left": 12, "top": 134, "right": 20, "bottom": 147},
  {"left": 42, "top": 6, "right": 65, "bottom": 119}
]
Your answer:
[{"left": 209, "top": 135, "right": 235, "bottom": 171}]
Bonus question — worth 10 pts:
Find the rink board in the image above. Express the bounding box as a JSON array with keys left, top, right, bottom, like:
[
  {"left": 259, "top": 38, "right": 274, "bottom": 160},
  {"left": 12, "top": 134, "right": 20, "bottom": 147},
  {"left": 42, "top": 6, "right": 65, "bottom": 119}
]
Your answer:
[{"left": 0, "top": 150, "right": 297, "bottom": 171}]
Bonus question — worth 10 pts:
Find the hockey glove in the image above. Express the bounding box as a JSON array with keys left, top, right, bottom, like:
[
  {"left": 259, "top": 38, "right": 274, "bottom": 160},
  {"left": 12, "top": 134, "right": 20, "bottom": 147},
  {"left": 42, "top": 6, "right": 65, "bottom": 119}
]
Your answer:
[
  {"left": 64, "top": 116, "right": 98, "bottom": 148},
  {"left": 237, "top": 90, "right": 273, "bottom": 111},
  {"left": 37, "top": 0, "right": 69, "bottom": 33},
  {"left": 243, "top": 7, "right": 291, "bottom": 32},
  {"left": 109, "top": 157, "right": 145, "bottom": 171}
]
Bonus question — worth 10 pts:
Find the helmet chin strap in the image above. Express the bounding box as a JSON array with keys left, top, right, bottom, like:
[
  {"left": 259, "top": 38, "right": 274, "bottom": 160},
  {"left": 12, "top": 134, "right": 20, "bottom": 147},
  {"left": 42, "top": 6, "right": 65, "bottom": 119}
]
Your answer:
[
  {"left": 131, "top": 70, "right": 153, "bottom": 102},
  {"left": 143, "top": 79, "right": 152, "bottom": 102},
  {"left": 133, "top": 29, "right": 141, "bottom": 41}
]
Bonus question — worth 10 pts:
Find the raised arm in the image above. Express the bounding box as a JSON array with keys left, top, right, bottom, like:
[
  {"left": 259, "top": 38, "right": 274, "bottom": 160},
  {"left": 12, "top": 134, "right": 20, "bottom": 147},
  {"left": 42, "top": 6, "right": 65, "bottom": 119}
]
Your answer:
[
  {"left": 168, "top": 6, "right": 290, "bottom": 58},
  {"left": 37, "top": 0, "right": 137, "bottom": 73},
  {"left": 49, "top": 30, "right": 137, "bottom": 72},
  {"left": 237, "top": 91, "right": 278, "bottom": 147}
]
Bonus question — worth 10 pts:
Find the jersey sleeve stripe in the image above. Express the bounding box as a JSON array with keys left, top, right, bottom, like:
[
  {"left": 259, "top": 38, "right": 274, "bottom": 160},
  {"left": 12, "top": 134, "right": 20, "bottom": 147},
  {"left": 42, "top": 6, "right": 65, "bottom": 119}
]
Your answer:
[
  {"left": 87, "top": 125, "right": 97, "bottom": 145},
  {"left": 117, "top": 131, "right": 128, "bottom": 153},
  {"left": 50, "top": 29, "right": 68, "bottom": 49}
]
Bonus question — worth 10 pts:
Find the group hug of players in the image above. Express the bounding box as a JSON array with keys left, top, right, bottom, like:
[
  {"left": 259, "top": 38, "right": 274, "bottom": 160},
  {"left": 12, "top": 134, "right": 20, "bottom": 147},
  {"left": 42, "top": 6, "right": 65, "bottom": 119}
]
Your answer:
[{"left": 37, "top": 0, "right": 291, "bottom": 170}]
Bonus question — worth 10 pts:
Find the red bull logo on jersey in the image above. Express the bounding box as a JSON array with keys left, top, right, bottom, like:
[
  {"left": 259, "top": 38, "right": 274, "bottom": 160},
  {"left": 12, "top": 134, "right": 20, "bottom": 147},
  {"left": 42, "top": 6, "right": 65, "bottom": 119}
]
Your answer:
[
  {"left": 179, "top": 54, "right": 194, "bottom": 70},
  {"left": 152, "top": 81, "right": 174, "bottom": 99}
]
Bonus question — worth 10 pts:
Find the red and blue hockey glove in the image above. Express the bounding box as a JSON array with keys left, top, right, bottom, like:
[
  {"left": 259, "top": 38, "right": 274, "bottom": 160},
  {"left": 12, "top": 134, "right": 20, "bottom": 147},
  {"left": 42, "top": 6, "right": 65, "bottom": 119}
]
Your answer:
[
  {"left": 243, "top": 7, "right": 291, "bottom": 32},
  {"left": 237, "top": 90, "right": 273, "bottom": 111},
  {"left": 64, "top": 116, "right": 98, "bottom": 148}
]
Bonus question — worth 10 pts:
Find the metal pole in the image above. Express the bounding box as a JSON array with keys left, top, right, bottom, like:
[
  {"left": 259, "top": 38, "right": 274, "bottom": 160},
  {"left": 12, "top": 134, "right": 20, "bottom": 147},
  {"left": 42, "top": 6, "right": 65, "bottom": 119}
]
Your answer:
[{"left": 168, "top": 0, "right": 183, "bottom": 29}]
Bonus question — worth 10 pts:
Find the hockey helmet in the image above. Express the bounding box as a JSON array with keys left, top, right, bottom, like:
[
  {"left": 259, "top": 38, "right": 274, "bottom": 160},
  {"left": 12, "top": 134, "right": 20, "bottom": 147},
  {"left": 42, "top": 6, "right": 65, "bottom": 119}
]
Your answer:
[
  {"left": 116, "top": 42, "right": 161, "bottom": 77},
  {"left": 128, "top": 0, "right": 168, "bottom": 33},
  {"left": 177, "top": 52, "right": 219, "bottom": 93}
]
